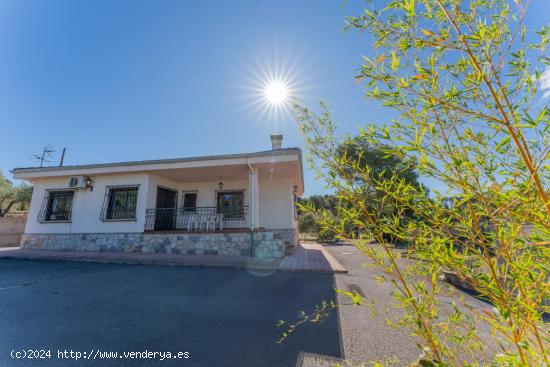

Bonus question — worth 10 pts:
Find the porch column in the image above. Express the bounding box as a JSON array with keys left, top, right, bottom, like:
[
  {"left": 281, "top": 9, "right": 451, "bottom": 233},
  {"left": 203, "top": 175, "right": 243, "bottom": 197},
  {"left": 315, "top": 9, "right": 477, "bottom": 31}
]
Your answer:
[{"left": 248, "top": 166, "right": 260, "bottom": 229}]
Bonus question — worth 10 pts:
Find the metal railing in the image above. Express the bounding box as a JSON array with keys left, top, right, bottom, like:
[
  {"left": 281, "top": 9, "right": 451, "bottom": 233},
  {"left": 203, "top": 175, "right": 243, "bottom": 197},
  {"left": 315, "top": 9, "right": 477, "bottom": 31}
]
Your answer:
[{"left": 144, "top": 206, "right": 249, "bottom": 231}]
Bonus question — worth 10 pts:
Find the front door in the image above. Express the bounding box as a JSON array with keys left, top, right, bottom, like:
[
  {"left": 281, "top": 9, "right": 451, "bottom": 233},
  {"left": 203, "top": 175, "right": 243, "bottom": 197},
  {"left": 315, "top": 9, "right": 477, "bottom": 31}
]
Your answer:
[{"left": 155, "top": 186, "right": 178, "bottom": 230}]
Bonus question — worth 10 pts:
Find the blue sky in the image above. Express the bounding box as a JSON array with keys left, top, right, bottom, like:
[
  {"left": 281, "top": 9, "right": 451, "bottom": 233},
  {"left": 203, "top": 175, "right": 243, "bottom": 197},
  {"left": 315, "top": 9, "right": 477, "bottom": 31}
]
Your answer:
[{"left": 0, "top": 0, "right": 548, "bottom": 196}]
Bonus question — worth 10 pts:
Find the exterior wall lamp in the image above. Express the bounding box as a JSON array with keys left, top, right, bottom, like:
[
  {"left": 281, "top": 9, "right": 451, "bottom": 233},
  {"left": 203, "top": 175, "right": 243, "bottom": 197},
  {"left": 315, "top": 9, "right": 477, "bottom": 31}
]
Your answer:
[{"left": 85, "top": 176, "right": 94, "bottom": 191}]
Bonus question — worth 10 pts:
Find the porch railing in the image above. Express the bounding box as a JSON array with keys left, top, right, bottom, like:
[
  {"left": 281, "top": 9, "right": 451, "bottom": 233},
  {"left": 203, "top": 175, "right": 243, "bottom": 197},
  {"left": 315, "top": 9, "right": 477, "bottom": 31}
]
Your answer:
[{"left": 144, "top": 206, "right": 250, "bottom": 231}]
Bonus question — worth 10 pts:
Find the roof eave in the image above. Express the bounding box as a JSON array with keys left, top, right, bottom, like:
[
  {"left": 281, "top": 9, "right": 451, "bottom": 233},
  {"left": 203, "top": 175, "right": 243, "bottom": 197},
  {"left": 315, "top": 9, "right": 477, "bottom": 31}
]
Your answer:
[{"left": 12, "top": 148, "right": 304, "bottom": 189}]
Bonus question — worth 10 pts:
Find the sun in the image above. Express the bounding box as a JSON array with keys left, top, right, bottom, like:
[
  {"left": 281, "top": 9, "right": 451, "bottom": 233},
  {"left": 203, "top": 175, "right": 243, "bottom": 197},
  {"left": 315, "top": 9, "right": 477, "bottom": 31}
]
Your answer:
[
  {"left": 234, "top": 47, "right": 309, "bottom": 127},
  {"left": 263, "top": 79, "right": 290, "bottom": 106}
]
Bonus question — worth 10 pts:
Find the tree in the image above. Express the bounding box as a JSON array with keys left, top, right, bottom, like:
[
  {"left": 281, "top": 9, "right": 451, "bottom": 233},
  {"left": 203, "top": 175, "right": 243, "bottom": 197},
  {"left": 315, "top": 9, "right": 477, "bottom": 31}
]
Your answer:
[
  {"left": 337, "top": 136, "right": 424, "bottom": 191},
  {"left": 0, "top": 171, "right": 32, "bottom": 216},
  {"left": 294, "top": 0, "right": 549, "bottom": 366},
  {"left": 297, "top": 195, "right": 339, "bottom": 242},
  {"left": 298, "top": 195, "right": 340, "bottom": 214},
  {"left": 337, "top": 136, "right": 428, "bottom": 242}
]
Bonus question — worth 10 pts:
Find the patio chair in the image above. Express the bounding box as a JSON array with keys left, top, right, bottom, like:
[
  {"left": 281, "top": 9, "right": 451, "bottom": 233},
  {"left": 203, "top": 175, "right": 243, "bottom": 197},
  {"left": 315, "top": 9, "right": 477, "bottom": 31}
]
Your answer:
[
  {"left": 186, "top": 213, "right": 198, "bottom": 231},
  {"left": 216, "top": 214, "right": 224, "bottom": 231},
  {"left": 175, "top": 211, "right": 185, "bottom": 230},
  {"left": 198, "top": 214, "right": 208, "bottom": 231},
  {"left": 206, "top": 213, "right": 223, "bottom": 231},
  {"left": 206, "top": 214, "right": 216, "bottom": 231}
]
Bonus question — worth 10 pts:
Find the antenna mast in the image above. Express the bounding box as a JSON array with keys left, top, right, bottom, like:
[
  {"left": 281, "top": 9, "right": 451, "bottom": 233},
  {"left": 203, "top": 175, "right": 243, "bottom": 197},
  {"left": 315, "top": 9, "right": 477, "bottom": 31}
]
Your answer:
[
  {"left": 33, "top": 146, "right": 55, "bottom": 167},
  {"left": 59, "top": 147, "right": 66, "bottom": 167}
]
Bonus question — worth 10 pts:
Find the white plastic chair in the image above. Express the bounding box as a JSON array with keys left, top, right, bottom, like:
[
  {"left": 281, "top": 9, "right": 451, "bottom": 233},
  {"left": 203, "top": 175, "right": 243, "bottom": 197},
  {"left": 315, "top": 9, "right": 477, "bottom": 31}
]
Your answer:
[
  {"left": 198, "top": 214, "right": 208, "bottom": 231},
  {"left": 206, "top": 214, "right": 216, "bottom": 231},
  {"left": 186, "top": 214, "right": 198, "bottom": 231},
  {"left": 216, "top": 214, "right": 224, "bottom": 231}
]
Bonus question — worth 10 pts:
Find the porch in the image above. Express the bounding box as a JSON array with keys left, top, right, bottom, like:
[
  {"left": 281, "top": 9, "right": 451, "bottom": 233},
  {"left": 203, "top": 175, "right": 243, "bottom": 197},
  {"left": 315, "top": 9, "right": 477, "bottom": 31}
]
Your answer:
[
  {"left": 142, "top": 160, "right": 264, "bottom": 233},
  {"left": 144, "top": 206, "right": 251, "bottom": 232},
  {"left": 139, "top": 155, "right": 300, "bottom": 242}
]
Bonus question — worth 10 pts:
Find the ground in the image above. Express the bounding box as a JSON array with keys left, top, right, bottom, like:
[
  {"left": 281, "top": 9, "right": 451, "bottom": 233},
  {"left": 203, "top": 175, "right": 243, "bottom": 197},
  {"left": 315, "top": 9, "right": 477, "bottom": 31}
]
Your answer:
[
  {"left": 0, "top": 259, "right": 341, "bottom": 367},
  {"left": 326, "top": 243, "right": 500, "bottom": 366},
  {"left": 0, "top": 244, "right": 503, "bottom": 367},
  {"left": 326, "top": 244, "right": 419, "bottom": 365}
]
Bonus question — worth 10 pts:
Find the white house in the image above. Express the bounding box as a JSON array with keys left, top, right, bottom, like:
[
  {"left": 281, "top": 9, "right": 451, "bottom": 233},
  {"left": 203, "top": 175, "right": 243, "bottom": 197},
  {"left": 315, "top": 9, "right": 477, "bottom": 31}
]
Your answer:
[{"left": 12, "top": 135, "right": 303, "bottom": 259}]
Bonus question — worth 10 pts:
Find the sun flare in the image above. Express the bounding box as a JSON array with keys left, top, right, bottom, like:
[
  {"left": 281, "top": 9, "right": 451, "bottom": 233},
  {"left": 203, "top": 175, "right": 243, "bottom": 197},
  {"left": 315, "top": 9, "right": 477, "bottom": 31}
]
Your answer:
[
  {"left": 234, "top": 46, "right": 309, "bottom": 129},
  {"left": 263, "top": 80, "right": 290, "bottom": 106}
]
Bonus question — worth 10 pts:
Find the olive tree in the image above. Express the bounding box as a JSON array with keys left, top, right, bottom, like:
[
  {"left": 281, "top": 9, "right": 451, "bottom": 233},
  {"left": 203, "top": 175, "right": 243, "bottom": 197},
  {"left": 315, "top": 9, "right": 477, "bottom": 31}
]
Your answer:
[{"left": 0, "top": 171, "right": 32, "bottom": 216}]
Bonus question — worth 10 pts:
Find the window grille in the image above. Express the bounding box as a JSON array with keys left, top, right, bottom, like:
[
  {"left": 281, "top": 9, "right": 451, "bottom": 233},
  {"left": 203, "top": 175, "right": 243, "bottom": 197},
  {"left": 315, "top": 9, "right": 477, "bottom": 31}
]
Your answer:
[
  {"left": 216, "top": 190, "right": 245, "bottom": 219},
  {"left": 100, "top": 185, "right": 139, "bottom": 221},
  {"left": 38, "top": 190, "right": 74, "bottom": 223},
  {"left": 182, "top": 191, "right": 198, "bottom": 212}
]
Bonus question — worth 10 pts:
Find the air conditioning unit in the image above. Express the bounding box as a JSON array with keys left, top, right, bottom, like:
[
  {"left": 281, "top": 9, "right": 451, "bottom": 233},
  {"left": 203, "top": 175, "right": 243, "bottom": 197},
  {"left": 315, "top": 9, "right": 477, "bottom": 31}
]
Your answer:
[{"left": 68, "top": 176, "right": 89, "bottom": 189}]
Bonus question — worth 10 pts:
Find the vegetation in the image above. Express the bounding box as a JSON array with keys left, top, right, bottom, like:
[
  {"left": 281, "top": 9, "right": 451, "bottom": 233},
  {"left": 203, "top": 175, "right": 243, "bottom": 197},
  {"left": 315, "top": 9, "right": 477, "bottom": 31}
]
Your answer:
[
  {"left": 298, "top": 136, "right": 425, "bottom": 243},
  {"left": 0, "top": 171, "right": 32, "bottom": 217},
  {"left": 293, "top": 0, "right": 549, "bottom": 366},
  {"left": 297, "top": 195, "right": 339, "bottom": 241}
]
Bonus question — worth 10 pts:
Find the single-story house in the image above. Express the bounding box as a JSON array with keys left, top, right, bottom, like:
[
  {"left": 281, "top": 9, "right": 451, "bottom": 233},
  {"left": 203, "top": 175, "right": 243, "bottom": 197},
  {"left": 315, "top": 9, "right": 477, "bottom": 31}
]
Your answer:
[{"left": 12, "top": 135, "right": 303, "bottom": 259}]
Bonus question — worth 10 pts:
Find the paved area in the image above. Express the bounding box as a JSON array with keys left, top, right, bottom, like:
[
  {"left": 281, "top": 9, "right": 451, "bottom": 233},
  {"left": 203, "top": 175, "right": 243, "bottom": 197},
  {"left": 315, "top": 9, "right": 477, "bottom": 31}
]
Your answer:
[
  {"left": 0, "top": 259, "right": 342, "bottom": 366},
  {"left": 279, "top": 242, "right": 347, "bottom": 273},
  {"left": 0, "top": 247, "right": 280, "bottom": 270},
  {"left": 326, "top": 243, "right": 499, "bottom": 366},
  {"left": 0, "top": 244, "right": 346, "bottom": 274}
]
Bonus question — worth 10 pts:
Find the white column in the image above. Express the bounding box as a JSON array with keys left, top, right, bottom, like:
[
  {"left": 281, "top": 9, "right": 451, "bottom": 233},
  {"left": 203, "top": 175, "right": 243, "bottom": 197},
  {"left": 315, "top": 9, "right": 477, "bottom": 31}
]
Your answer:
[{"left": 248, "top": 166, "right": 259, "bottom": 229}]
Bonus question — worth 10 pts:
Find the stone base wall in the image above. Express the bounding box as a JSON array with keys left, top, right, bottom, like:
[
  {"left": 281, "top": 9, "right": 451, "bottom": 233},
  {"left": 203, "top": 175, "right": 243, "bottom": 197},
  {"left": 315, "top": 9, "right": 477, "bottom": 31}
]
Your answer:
[
  {"left": 0, "top": 216, "right": 27, "bottom": 247},
  {"left": 20, "top": 231, "right": 285, "bottom": 259},
  {"left": 270, "top": 228, "right": 298, "bottom": 248}
]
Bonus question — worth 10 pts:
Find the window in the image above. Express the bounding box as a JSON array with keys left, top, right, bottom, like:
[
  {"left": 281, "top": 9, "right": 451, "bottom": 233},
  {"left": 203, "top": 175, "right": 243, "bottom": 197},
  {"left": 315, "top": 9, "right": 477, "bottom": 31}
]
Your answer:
[
  {"left": 156, "top": 186, "right": 177, "bottom": 209},
  {"left": 101, "top": 185, "right": 139, "bottom": 221},
  {"left": 39, "top": 190, "right": 74, "bottom": 223},
  {"left": 216, "top": 190, "right": 244, "bottom": 218},
  {"left": 183, "top": 191, "right": 197, "bottom": 212}
]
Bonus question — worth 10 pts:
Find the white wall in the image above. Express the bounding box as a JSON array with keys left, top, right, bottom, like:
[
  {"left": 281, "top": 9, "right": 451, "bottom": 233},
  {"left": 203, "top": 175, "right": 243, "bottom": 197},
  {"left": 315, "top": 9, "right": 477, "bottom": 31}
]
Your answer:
[
  {"left": 25, "top": 173, "right": 297, "bottom": 234},
  {"left": 258, "top": 178, "right": 297, "bottom": 230},
  {"left": 147, "top": 174, "right": 249, "bottom": 208},
  {"left": 25, "top": 174, "right": 149, "bottom": 234}
]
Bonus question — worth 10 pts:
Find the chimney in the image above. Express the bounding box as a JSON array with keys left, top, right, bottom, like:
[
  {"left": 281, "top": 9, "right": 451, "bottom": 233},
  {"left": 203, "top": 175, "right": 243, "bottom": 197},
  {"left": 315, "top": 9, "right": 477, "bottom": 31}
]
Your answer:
[{"left": 270, "top": 134, "right": 283, "bottom": 150}]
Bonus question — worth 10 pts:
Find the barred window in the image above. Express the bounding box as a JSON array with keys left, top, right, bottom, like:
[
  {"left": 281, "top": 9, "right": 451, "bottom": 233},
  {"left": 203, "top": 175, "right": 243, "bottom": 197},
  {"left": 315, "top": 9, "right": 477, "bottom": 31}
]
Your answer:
[
  {"left": 101, "top": 185, "right": 139, "bottom": 221},
  {"left": 38, "top": 190, "right": 74, "bottom": 223},
  {"left": 182, "top": 191, "right": 198, "bottom": 212},
  {"left": 216, "top": 190, "right": 244, "bottom": 219}
]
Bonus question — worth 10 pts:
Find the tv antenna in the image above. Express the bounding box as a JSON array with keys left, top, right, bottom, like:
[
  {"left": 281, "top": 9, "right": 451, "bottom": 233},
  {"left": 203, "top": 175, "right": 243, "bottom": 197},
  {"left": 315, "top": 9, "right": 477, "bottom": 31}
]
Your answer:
[{"left": 32, "top": 145, "right": 56, "bottom": 167}]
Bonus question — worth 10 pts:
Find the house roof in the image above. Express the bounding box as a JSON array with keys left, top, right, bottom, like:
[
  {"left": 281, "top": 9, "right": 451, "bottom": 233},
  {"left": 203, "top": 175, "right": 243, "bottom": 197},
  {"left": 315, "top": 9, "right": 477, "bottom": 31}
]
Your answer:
[{"left": 12, "top": 147, "right": 305, "bottom": 194}]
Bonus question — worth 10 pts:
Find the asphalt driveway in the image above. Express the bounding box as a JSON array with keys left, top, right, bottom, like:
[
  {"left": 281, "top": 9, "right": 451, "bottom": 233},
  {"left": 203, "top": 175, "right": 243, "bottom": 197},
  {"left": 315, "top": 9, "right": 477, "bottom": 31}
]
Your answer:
[{"left": 0, "top": 259, "right": 342, "bottom": 367}]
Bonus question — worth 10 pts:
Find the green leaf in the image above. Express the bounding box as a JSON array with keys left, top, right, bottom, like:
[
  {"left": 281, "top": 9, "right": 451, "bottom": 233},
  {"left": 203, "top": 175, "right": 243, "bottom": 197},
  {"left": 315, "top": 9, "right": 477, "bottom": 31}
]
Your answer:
[
  {"left": 391, "top": 50, "right": 399, "bottom": 71},
  {"left": 495, "top": 136, "right": 510, "bottom": 153}
]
